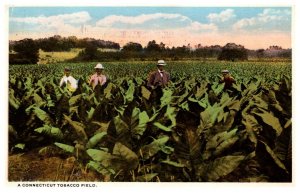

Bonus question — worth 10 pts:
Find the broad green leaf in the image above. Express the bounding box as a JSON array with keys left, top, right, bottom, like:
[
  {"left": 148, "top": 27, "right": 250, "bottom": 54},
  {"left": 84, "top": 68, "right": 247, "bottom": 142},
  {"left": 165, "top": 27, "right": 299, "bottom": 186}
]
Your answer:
[
  {"left": 160, "top": 89, "right": 173, "bottom": 107},
  {"left": 161, "top": 160, "right": 185, "bottom": 167},
  {"left": 87, "top": 149, "right": 112, "bottom": 162},
  {"left": 125, "top": 80, "right": 135, "bottom": 102},
  {"left": 141, "top": 86, "right": 151, "bottom": 100},
  {"left": 202, "top": 155, "right": 245, "bottom": 181},
  {"left": 136, "top": 173, "right": 158, "bottom": 182},
  {"left": 113, "top": 142, "right": 139, "bottom": 170},
  {"left": 140, "top": 136, "right": 169, "bottom": 160},
  {"left": 9, "top": 89, "right": 20, "bottom": 110},
  {"left": 153, "top": 122, "right": 172, "bottom": 132},
  {"left": 64, "top": 114, "right": 88, "bottom": 142},
  {"left": 103, "top": 82, "right": 114, "bottom": 100},
  {"left": 87, "top": 107, "right": 95, "bottom": 121},
  {"left": 33, "top": 93, "right": 46, "bottom": 107},
  {"left": 205, "top": 128, "right": 239, "bottom": 158},
  {"left": 34, "top": 125, "right": 63, "bottom": 139},
  {"left": 134, "top": 111, "right": 149, "bottom": 137},
  {"left": 86, "top": 132, "right": 107, "bottom": 149},
  {"left": 87, "top": 161, "right": 115, "bottom": 176},
  {"left": 242, "top": 113, "right": 261, "bottom": 144},
  {"left": 33, "top": 107, "right": 53, "bottom": 125},
  {"left": 253, "top": 109, "right": 283, "bottom": 136},
  {"left": 256, "top": 140, "right": 289, "bottom": 180},
  {"left": 54, "top": 142, "right": 74, "bottom": 153},
  {"left": 14, "top": 143, "right": 25, "bottom": 150},
  {"left": 69, "top": 94, "right": 82, "bottom": 106}
]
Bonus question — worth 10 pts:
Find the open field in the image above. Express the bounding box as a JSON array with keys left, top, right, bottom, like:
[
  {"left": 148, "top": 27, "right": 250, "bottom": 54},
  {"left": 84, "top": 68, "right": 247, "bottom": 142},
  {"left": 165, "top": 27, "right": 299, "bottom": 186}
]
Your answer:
[{"left": 9, "top": 61, "right": 291, "bottom": 182}]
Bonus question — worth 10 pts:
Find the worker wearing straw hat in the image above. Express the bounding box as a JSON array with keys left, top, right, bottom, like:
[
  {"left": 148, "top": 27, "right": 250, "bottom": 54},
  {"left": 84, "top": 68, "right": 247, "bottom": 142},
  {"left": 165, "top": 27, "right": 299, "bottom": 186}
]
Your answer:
[
  {"left": 59, "top": 67, "right": 78, "bottom": 92},
  {"left": 219, "top": 69, "right": 236, "bottom": 90},
  {"left": 89, "top": 63, "right": 107, "bottom": 89},
  {"left": 147, "top": 60, "right": 170, "bottom": 89}
]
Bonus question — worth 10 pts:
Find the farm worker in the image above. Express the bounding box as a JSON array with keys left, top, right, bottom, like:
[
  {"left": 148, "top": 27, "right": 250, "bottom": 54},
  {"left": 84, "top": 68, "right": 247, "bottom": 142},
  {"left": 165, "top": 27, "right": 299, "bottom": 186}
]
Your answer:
[
  {"left": 219, "top": 69, "right": 236, "bottom": 90},
  {"left": 89, "top": 63, "right": 107, "bottom": 89},
  {"left": 59, "top": 67, "right": 78, "bottom": 92},
  {"left": 147, "top": 60, "right": 170, "bottom": 89}
]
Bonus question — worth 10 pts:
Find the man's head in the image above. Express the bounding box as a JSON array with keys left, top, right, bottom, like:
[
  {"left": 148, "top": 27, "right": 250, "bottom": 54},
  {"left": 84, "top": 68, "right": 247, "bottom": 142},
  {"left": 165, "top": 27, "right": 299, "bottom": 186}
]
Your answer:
[
  {"left": 64, "top": 67, "right": 71, "bottom": 77},
  {"left": 221, "top": 69, "right": 230, "bottom": 78},
  {"left": 95, "top": 63, "right": 104, "bottom": 74},
  {"left": 157, "top": 60, "right": 166, "bottom": 71}
]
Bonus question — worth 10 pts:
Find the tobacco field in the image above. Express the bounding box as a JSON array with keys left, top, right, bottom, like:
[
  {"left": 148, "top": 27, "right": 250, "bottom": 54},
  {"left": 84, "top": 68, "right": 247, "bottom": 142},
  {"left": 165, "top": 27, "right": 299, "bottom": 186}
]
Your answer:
[{"left": 8, "top": 61, "right": 292, "bottom": 182}]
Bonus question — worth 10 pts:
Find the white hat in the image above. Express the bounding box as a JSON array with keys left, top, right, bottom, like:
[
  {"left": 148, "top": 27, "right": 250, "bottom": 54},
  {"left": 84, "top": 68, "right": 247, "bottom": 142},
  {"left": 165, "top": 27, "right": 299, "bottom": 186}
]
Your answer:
[
  {"left": 157, "top": 60, "right": 166, "bottom": 66},
  {"left": 221, "top": 69, "right": 229, "bottom": 73},
  {"left": 95, "top": 63, "right": 104, "bottom": 69}
]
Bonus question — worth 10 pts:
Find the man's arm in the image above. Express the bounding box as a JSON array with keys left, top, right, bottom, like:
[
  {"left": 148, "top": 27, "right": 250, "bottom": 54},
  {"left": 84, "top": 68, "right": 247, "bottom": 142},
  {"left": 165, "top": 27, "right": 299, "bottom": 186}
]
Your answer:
[{"left": 59, "top": 77, "right": 65, "bottom": 87}]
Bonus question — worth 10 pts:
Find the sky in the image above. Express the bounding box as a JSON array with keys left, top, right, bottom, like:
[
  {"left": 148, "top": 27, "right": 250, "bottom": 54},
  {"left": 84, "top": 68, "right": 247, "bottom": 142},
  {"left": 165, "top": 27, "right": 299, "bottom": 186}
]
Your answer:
[{"left": 8, "top": 7, "right": 292, "bottom": 49}]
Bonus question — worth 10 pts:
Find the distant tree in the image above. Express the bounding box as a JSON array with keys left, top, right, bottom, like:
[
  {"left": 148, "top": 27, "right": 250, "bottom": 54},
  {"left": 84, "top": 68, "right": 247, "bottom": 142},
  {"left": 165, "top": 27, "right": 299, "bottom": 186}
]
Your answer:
[
  {"left": 218, "top": 43, "right": 248, "bottom": 61},
  {"left": 256, "top": 49, "right": 265, "bottom": 59},
  {"left": 12, "top": 38, "right": 39, "bottom": 64},
  {"left": 80, "top": 42, "right": 99, "bottom": 60},
  {"left": 145, "top": 40, "right": 161, "bottom": 52},
  {"left": 122, "top": 42, "right": 143, "bottom": 52}
]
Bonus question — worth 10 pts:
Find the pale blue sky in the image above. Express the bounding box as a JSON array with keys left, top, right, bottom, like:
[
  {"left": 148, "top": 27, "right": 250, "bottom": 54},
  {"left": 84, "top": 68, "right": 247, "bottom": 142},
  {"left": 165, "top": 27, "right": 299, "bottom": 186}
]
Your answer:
[{"left": 9, "top": 7, "right": 292, "bottom": 49}]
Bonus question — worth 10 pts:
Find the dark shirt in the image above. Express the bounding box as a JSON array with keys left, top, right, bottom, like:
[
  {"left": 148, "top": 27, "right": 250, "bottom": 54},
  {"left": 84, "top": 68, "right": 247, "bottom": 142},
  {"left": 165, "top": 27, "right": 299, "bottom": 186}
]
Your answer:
[
  {"left": 147, "top": 70, "right": 170, "bottom": 88},
  {"left": 219, "top": 76, "right": 236, "bottom": 89}
]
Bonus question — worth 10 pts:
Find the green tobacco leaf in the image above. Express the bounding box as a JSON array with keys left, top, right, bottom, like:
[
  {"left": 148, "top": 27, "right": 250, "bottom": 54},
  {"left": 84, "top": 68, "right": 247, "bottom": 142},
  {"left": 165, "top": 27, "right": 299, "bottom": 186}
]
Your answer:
[
  {"left": 161, "top": 160, "right": 185, "bottom": 167},
  {"left": 33, "top": 107, "right": 53, "bottom": 125},
  {"left": 33, "top": 93, "right": 46, "bottom": 107},
  {"left": 34, "top": 125, "right": 63, "bottom": 139},
  {"left": 54, "top": 142, "right": 74, "bottom": 153},
  {"left": 113, "top": 142, "right": 139, "bottom": 170},
  {"left": 153, "top": 122, "right": 172, "bottom": 132},
  {"left": 256, "top": 140, "right": 289, "bottom": 181},
  {"left": 201, "top": 155, "right": 245, "bottom": 181},
  {"left": 140, "top": 136, "right": 169, "bottom": 160},
  {"left": 141, "top": 86, "right": 151, "bottom": 100},
  {"left": 242, "top": 113, "right": 261, "bottom": 144},
  {"left": 14, "top": 143, "right": 25, "bottom": 150},
  {"left": 104, "top": 83, "right": 114, "bottom": 100},
  {"left": 205, "top": 128, "right": 239, "bottom": 158},
  {"left": 125, "top": 80, "right": 135, "bottom": 102},
  {"left": 212, "top": 82, "right": 224, "bottom": 95},
  {"left": 253, "top": 109, "right": 283, "bottom": 137},
  {"left": 9, "top": 89, "right": 20, "bottom": 110},
  {"left": 134, "top": 111, "right": 149, "bottom": 137},
  {"left": 86, "top": 132, "right": 107, "bottom": 149},
  {"left": 136, "top": 173, "right": 158, "bottom": 182},
  {"left": 87, "top": 107, "right": 95, "bottom": 121},
  {"left": 87, "top": 149, "right": 113, "bottom": 162},
  {"left": 87, "top": 161, "right": 115, "bottom": 176},
  {"left": 64, "top": 114, "right": 88, "bottom": 142},
  {"left": 160, "top": 89, "right": 173, "bottom": 107},
  {"left": 69, "top": 94, "right": 82, "bottom": 106}
]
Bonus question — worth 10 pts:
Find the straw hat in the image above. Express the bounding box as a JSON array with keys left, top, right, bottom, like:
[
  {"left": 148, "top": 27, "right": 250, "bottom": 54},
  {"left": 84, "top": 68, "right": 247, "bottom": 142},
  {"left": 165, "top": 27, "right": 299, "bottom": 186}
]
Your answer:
[
  {"left": 157, "top": 60, "right": 166, "bottom": 66},
  {"left": 221, "top": 69, "right": 229, "bottom": 73},
  {"left": 94, "top": 63, "right": 104, "bottom": 69}
]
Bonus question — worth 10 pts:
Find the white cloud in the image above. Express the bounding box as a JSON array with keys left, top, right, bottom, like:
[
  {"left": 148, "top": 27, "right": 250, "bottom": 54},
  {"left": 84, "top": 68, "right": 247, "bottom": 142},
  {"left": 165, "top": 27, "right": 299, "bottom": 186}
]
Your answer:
[
  {"left": 233, "top": 8, "right": 291, "bottom": 31},
  {"left": 10, "top": 11, "right": 91, "bottom": 25},
  {"left": 207, "top": 9, "right": 236, "bottom": 22},
  {"left": 188, "top": 22, "right": 218, "bottom": 32},
  {"left": 96, "top": 13, "right": 190, "bottom": 27}
]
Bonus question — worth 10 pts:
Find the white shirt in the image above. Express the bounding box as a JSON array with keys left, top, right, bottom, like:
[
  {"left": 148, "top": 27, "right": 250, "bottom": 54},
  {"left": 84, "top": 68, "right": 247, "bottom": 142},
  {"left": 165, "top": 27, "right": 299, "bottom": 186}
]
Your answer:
[
  {"left": 59, "top": 75, "right": 78, "bottom": 90},
  {"left": 158, "top": 70, "right": 164, "bottom": 77}
]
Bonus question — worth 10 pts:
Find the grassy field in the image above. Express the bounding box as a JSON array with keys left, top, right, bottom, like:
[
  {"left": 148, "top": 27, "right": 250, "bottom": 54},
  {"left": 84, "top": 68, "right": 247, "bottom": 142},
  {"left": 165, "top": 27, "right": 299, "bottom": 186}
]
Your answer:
[{"left": 38, "top": 48, "right": 83, "bottom": 64}]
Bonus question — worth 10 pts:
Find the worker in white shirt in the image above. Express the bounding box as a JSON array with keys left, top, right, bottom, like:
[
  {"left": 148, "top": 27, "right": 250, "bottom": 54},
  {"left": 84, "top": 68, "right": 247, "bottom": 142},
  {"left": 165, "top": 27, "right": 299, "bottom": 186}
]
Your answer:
[{"left": 59, "top": 67, "right": 78, "bottom": 92}]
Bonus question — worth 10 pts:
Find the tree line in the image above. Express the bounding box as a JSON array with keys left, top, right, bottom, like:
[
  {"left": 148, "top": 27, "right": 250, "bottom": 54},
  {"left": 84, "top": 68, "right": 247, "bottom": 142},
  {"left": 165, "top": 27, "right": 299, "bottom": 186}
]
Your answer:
[{"left": 9, "top": 35, "right": 292, "bottom": 64}]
